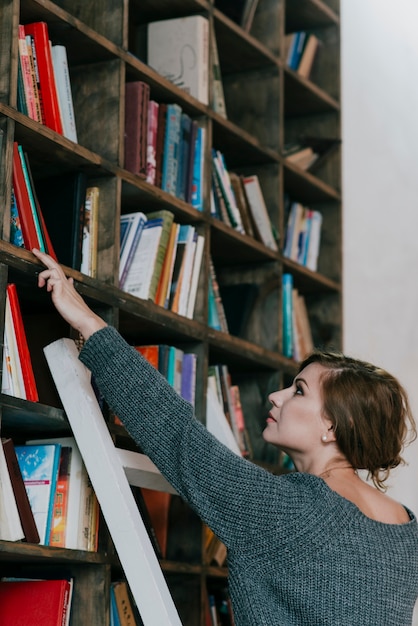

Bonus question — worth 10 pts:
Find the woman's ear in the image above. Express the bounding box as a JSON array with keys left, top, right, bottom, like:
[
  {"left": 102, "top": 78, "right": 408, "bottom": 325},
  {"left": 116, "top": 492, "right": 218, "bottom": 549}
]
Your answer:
[{"left": 321, "top": 422, "right": 336, "bottom": 443}]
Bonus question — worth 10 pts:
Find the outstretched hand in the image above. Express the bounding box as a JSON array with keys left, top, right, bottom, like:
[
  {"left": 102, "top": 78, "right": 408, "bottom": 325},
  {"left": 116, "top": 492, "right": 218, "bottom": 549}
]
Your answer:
[{"left": 32, "top": 248, "right": 107, "bottom": 340}]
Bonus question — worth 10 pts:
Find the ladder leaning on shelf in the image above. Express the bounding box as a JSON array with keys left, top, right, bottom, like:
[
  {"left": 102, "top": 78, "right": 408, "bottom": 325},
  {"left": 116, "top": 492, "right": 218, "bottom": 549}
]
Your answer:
[{"left": 44, "top": 338, "right": 182, "bottom": 626}]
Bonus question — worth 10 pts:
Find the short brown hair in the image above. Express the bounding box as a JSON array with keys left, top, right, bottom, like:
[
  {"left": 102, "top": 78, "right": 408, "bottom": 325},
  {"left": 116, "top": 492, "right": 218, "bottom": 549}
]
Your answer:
[{"left": 299, "top": 351, "right": 417, "bottom": 490}]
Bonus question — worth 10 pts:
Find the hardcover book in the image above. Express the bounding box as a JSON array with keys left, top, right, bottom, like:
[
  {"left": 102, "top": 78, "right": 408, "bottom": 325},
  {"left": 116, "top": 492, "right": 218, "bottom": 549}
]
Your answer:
[
  {"left": 124, "top": 81, "right": 150, "bottom": 177},
  {"left": 0, "top": 579, "right": 73, "bottom": 626},
  {"left": 147, "top": 15, "right": 209, "bottom": 105}
]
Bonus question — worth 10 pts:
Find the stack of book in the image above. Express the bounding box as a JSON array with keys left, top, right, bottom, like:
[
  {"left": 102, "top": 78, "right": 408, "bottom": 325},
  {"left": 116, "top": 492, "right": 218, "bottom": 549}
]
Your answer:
[
  {"left": 2, "top": 283, "right": 38, "bottom": 402},
  {"left": 124, "top": 81, "right": 205, "bottom": 210},
  {"left": 285, "top": 31, "right": 321, "bottom": 80},
  {"left": 283, "top": 201, "right": 323, "bottom": 272},
  {"left": 207, "top": 365, "right": 251, "bottom": 458},
  {"left": 282, "top": 273, "right": 314, "bottom": 361},
  {"left": 17, "top": 22, "right": 77, "bottom": 140},
  {"left": 10, "top": 144, "right": 99, "bottom": 275},
  {"left": 119, "top": 210, "right": 204, "bottom": 320},
  {"left": 211, "top": 157, "right": 278, "bottom": 251}
]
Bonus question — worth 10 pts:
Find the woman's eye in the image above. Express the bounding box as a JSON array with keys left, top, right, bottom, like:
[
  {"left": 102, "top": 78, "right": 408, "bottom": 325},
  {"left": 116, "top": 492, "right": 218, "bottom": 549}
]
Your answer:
[{"left": 294, "top": 385, "right": 303, "bottom": 396}]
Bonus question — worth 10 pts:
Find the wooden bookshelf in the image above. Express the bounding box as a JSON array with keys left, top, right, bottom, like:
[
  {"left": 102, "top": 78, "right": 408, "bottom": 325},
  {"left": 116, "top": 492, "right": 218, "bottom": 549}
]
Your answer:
[{"left": 0, "top": 0, "right": 341, "bottom": 624}]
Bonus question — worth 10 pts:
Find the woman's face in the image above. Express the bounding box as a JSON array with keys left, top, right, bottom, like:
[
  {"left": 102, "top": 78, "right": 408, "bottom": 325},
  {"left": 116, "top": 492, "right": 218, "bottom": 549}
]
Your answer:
[{"left": 263, "top": 362, "right": 331, "bottom": 454}]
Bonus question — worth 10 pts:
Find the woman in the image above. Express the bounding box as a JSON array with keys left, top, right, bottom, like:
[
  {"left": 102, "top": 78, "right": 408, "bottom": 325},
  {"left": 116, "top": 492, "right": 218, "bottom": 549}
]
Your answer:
[{"left": 33, "top": 248, "right": 418, "bottom": 625}]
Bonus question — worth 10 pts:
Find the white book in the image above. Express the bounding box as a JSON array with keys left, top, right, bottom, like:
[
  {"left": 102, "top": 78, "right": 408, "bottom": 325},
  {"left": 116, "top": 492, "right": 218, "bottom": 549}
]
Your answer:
[
  {"left": 147, "top": 15, "right": 209, "bottom": 105},
  {"left": 119, "top": 211, "right": 147, "bottom": 285},
  {"left": 186, "top": 234, "right": 205, "bottom": 319},
  {"left": 51, "top": 44, "right": 78, "bottom": 142},
  {"left": 123, "top": 219, "right": 164, "bottom": 299},
  {"left": 305, "top": 210, "right": 323, "bottom": 272},
  {"left": 3, "top": 293, "right": 25, "bottom": 399},
  {"left": 0, "top": 442, "right": 25, "bottom": 541},
  {"left": 242, "top": 175, "right": 278, "bottom": 251},
  {"left": 177, "top": 226, "right": 197, "bottom": 316}
]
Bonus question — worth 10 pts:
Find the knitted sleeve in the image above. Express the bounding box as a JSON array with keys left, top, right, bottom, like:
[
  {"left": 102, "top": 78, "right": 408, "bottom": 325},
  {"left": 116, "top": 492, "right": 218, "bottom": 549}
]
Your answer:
[{"left": 79, "top": 326, "right": 320, "bottom": 549}]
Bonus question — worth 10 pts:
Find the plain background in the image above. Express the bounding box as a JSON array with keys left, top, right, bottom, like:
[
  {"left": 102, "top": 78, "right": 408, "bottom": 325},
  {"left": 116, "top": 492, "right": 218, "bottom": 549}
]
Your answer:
[{"left": 342, "top": 0, "right": 418, "bottom": 514}]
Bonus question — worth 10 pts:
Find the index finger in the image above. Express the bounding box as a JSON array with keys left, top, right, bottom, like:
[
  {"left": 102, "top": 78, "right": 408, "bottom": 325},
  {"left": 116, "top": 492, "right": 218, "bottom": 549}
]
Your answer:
[{"left": 32, "top": 248, "right": 59, "bottom": 269}]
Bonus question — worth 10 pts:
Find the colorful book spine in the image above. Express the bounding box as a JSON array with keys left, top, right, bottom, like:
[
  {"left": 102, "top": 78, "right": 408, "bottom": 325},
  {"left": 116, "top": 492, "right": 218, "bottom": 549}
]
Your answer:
[
  {"left": 161, "top": 103, "right": 182, "bottom": 196},
  {"left": 24, "top": 21, "right": 63, "bottom": 134}
]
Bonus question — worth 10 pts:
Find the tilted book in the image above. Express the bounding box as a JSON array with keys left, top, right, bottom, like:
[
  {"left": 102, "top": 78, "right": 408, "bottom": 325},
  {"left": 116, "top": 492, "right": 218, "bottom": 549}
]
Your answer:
[{"left": 147, "top": 15, "right": 209, "bottom": 105}]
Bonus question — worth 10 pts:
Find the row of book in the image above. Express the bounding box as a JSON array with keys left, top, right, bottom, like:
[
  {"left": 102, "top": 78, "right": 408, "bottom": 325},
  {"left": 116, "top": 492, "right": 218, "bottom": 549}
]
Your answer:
[
  {"left": 0, "top": 435, "right": 99, "bottom": 551},
  {"left": 110, "top": 580, "right": 142, "bottom": 626},
  {"left": 10, "top": 142, "right": 99, "bottom": 276},
  {"left": 17, "top": 21, "right": 77, "bottom": 140},
  {"left": 282, "top": 273, "right": 314, "bottom": 361},
  {"left": 124, "top": 81, "right": 205, "bottom": 209},
  {"left": 283, "top": 201, "right": 323, "bottom": 272},
  {"left": 211, "top": 153, "right": 278, "bottom": 251},
  {"left": 285, "top": 31, "right": 321, "bottom": 80},
  {"left": 120, "top": 209, "right": 204, "bottom": 319}
]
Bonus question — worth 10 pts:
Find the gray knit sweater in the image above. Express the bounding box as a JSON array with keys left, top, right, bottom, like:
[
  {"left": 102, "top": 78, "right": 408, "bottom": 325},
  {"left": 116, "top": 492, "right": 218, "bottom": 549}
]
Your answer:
[{"left": 80, "top": 326, "right": 418, "bottom": 626}]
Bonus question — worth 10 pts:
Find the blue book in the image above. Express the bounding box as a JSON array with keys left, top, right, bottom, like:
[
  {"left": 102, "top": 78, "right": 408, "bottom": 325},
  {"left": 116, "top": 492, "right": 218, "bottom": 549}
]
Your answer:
[
  {"left": 290, "top": 31, "right": 307, "bottom": 70},
  {"left": 15, "top": 443, "right": 62, "bottom": 545},
  {"left": 161, "top": 103, "right": 182, "bottom": 196},
  {"left": 17, "top": 145, "right": 45, "bottom": 251},
  {"left": 191, "top": 126, "right": 204, "bottom": 211},
  {"left": 282, "top": 273, "right": 294, "bottom": 359},
  {"left": 180, "top": 352, "right": 197, "bottom": 406},
  {"left": 119, "top": 211, "right": 147, "bottom": 286},
  {"left": 10, "top": 188, "right": 24, "bottom": 248}
]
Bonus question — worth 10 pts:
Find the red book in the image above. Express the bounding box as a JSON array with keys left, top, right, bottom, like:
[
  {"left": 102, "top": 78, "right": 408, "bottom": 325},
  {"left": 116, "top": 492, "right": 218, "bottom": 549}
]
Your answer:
[
  {"left": 12, "top": 142, "right": 40, "bottom": 250},
  {"left": 0, "top": 579, "right": 72, "bottom": 626},
  {"left": 135, "top": 345, "right": 159, "bottom": 370},
  {"left": 140, "top": 488, "right": 171, "bottom": 559},
  {"left": 7, "top": 283, "right": 39, "bottom": 402},
  {"left": 24, "top": 22, "right": 63, "bottom": 134},
  {"left": 124, "top": 81, "right": 150, "bottom": 177},
  {"left": 1, "top": 438, "right": 40, "bottom": 543}
]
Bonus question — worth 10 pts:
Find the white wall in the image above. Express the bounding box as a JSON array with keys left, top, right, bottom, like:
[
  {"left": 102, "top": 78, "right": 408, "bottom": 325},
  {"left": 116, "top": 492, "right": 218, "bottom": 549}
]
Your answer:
[{"left": 341, "top": 0, "right": 418, "bottom": 512}]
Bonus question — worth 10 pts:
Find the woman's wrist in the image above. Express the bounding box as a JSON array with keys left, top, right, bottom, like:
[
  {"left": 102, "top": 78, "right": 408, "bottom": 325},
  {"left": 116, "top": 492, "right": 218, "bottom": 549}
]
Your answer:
[{"left": 77, "top": 314, "right": 108, "bottom": 341}]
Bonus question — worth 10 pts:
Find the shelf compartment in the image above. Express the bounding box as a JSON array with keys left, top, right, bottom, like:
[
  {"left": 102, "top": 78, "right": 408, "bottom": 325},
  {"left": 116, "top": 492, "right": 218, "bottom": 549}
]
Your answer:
[
  {"left": 0, "top": 394, "right": 68, "bottom": 435},
  {"left": 213, "top": 10, "right": 278, "bottom": 73},
  {"left": 282, "top": 257, "right": 340, "bottom": 293},
  {"left": 286, "top": 0, "right": 339, "bottom": 32},
  {"left": 284, "top": 70, "right": 339, "bottom": 117},
  {"left": 283, "top": 160, "right": 340, "bottom": 203},
  {"left": 210, "top": 219, "right": 278, "bottom": 265}
]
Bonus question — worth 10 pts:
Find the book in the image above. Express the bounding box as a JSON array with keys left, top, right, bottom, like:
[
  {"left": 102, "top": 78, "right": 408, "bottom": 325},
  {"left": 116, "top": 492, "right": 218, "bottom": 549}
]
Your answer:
[
  {"left": 49, "top": 446, "right": 72, "bottom": 547},
  {"left": 155, "top": 102, "right": 168, "bottom": 189},
  {"left": 171, "top": 225, "right": 196, "bottom": 315},
  {"left": 176, "top": 111, "right": 193, "bottom": 201},
  {"left": 12, "top": 142, "right": 44, "bottom": 252},
  {"left": 123, "top": 210, "right": 174, "bottom": 301},
  {"left": 15, "top": 443, "right": 62, "bottom": 545},
  {"left": 154, "top": 222, "right": 180, "bottom": 309},
  {"left": 180, "top": 352, "right": 197, "bottom": 406},
  {"left": 140, "top": 488, "right": 171, "bottom": 559},
  {"left": 80, "top": 186, "right": 100, "bottom": 278},
  {"left": 161, "top": 103, "right": 182, "bottom": 196},
  {"left": 0, "top": 579, "right": 73, "bottom": 626},
  {"left": 28, "top": 436, "right": 99, "bottom": 551},
  {"left": 119, "top": 211, "right": 147, "bottom": 286},
  {"left": 124, "top": 81, "right": 150, "bottom": 177},
  {"left": 25, "top": 33, "right": 43, "bottom": 123},
  {"left": 305, "top": 210, "right": 323, "bottom": 272},
  {"left": 1, "top": 438, "right": 40, "bottom": 543},
  {"left": 24, "top": 22, "right": 63, "bottom": 134},
  {"left": 297, "top": 34, "right": 320, "bottom": 79},
  {"left": 147, "top": 15, "right": 209, "bottom": 105},
  {"left": 185, "top": 233, "right": 205, "bottom": 319},
  {"left": 242, "top": 175, "right": 278, "bottom": 250},
  {"left": 212, "top": 150, "right": 244, "bottom": 233},
  {"left": 6, "top": 283, "right": 39, "bottom": 402},
  {"left": 0, "top": 438, "right": 25, "bottom": 541},
  {"left": 51, "top": 44, "right": 78, "bottom": 142},
  {"left": 10, "top": 188, "right": 25, "bottom": 248},
  {"left": 215, "top": 0, "right": 261, "bottom": 32},
  {"left": 210, "top": 28, "right": 227, "bottom": 117},
  {"left": 282, "top": 273, "right": 293, "bottom": 358},
  {"left": 35, "top": 171, "right": 88, "bottom": 270},
  {"left": 2, "top": 287, "right": 25, "bottom": 398},
  {"left": 146, "top": 99, "right": 159, "bottom": 185},
  {"left": 191, "top": 125, "right": 205, "bottom": 211},
  {"left": 112, "top": 581, "right": 138, "bottom": 626},
  {"left": 17, "top": 24, "right": 38, "bottom": 121}
]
